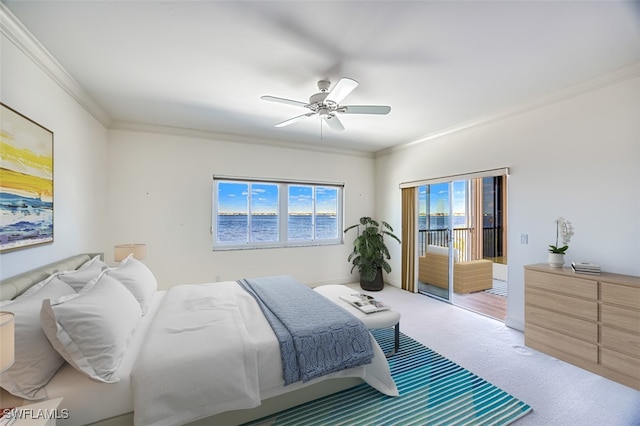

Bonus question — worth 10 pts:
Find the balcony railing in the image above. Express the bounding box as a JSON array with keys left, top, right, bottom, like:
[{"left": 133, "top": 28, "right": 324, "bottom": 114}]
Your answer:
[{"left": 418, "top": 227, "right": 503, "bottom": 262}]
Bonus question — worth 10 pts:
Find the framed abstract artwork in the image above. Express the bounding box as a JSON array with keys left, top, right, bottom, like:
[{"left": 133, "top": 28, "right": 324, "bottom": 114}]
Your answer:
[{"left": 0, "top": 103, "right": 54, "bottom": 252}]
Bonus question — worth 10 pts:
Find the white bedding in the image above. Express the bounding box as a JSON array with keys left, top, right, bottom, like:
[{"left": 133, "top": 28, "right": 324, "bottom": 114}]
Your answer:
[
  {"left": 43, "top": 281, "right": 398, "bottom": 426},
  {"left": 43, "top": 291, "right": 166, "bottom": 426},
  {"left": 133, "top": 281, "right": 398, "bottom": 426},
  {"left": 132, "top": 282, "right": 262, "bottom": 426}
]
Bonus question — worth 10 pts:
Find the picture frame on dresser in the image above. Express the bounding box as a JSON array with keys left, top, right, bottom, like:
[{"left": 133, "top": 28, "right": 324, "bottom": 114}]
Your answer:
[{"left": 0, "top": 103, "right": 54, "bottom": 252}]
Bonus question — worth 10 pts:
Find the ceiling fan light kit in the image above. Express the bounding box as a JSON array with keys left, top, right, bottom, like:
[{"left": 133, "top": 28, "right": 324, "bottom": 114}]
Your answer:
[{"left": 261, "top": 77, "right": 391, "bottom": 132}]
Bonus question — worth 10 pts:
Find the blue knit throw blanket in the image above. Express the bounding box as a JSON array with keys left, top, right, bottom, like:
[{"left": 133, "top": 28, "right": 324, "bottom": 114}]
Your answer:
[{"left": 237, "top": 276, "right": 374, "bottom": 385}]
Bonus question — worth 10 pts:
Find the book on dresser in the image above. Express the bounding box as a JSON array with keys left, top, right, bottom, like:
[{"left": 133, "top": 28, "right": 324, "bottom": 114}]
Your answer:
[{"left": 571, "top": 261, "right": 601, "bottom": 275}]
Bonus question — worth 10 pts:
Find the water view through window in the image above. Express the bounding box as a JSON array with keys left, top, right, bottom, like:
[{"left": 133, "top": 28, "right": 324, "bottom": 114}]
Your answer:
[
  {"left": 214, "top": 180, "right": 341, "bottom": 248},
  {"left": 419, "top": 181, "right": 468, "bottom": 230},
  {"left": 417, "top": 177, "right": 505, "bottom": 260}
]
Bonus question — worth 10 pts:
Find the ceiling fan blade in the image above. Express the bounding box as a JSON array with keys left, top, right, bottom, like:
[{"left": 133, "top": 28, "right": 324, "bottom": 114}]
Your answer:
[
  {"left": 340, "top": 105, "right": 391, "bottom": 115},
  {"left": 261, "top": 95, "right": 308, "bottom": 108},
  {"left": 326, "top": 78, "right": 358, "bottom": 104},
  {"left": 275, "top": 112, "right": 315, "bottom": 127},
  {"left": 323, "top": 114, "right": 345, "bottom": 131}
]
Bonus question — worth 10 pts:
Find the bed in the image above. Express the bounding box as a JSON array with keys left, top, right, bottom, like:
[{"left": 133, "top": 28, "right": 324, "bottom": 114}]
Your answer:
[{"left": 0, "top": 254, "right": 398, "bottom": 426}]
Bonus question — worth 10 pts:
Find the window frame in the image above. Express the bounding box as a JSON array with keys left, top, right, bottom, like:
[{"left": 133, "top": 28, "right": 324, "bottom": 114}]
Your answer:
[{"left": 212, "top": 176, "right": 344, "bottom": 250}]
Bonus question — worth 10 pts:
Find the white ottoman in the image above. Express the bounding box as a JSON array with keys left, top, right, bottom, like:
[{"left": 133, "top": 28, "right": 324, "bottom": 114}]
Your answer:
[{"left": 314, "top": 284, "right": 401, "bottom": 357}]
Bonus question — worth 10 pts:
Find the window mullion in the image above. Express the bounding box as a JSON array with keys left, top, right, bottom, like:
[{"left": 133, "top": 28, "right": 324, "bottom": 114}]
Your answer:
[
  {"left": 312, "top": 186, "right": 317, "bottom": 241},
  {"left": 279, "top": 183, "right": 287, "bottom": 243},
  {"left": 246, "top": 182, "right": 252, "bottom": 244}
]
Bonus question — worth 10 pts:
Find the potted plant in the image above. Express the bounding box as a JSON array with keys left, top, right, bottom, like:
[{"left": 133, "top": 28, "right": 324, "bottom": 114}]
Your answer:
[
  {"left": 548, "top": 217, "right": 574, "bottom": 268},
  {"left": 344, "top": 216, "right": 401, "bottom": 291}
]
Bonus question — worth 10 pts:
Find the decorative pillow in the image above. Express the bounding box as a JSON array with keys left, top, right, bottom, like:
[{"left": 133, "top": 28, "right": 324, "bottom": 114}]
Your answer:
[
  {"left": 104, "top": 254, "right": 157, "bottom": 315},
  {"left": 40, "top": 274, "right": 142, "bottom": 383},
  {"left": 57, "top": 255, "right": 108, "bottom": 291},
  {"left": 0, "top": 275, "right": 75, "bottom": 400}
]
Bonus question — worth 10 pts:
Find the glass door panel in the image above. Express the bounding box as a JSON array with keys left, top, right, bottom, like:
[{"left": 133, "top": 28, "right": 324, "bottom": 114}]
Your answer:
[
  {"left": 417, "top": 182, "right": 452, "bottom": 301},
  {"left": 481, "top": 176, "right": 506, "bottom": 263}
]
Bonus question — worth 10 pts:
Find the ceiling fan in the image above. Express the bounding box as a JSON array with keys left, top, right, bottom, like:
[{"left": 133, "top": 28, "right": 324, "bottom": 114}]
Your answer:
[{"left": 261, "top": 78, "right": 391, "bottom": 131}]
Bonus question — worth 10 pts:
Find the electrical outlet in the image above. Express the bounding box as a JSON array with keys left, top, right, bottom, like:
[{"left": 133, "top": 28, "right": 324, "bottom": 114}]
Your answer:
[{"left": 520, "top": 234, "right": 528, "bottom": 244}]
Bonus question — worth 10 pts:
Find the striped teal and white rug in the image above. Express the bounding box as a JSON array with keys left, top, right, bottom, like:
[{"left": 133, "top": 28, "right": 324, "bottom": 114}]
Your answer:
[{"left": 246, "top": 329, "right": 532, "bottom": 425}]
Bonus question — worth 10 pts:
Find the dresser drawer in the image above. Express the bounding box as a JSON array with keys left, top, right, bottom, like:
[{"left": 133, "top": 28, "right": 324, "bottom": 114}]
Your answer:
[
  {"left": 526, "top": 323, "right": 598, "bottom": 363},
  {"left": 601, "top": 326, "right": 640, "bottom": 357},
  {"left": 525, "top": 304, "right": 597, "bottom": 342},
  {"left": 601, "top": 304, "right": 640, "bottom": 333},
  {"left": 525, "top": 286, "right": 597, "bottom": 321},
  {"left": 601, "top": 347, "right": 640, "bottom": 381},
  {"left": 525, "top": 270, "right": 597, "bottom": 299},
  {"left": 601, "top": 282, "right": 640, "bottom": 310}
]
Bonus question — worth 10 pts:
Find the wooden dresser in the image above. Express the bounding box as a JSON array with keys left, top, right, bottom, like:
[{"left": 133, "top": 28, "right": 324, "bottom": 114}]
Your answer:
[{"left": 524, "top": 264, "right": 640, "bottom": 390}]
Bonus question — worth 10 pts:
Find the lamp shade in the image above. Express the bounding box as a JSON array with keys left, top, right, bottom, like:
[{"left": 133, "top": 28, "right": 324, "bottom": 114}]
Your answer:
[
  {"left": 0, "top": 312, "right": 15, "bottom": 373},
  {"left": 114, "top": 243, "right": 147, "bottom": 262}
]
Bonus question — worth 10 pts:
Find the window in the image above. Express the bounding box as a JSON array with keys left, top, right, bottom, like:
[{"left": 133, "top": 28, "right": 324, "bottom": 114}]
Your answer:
[{"left": 213, "top": 177, "right": 343, "bottom": 250}]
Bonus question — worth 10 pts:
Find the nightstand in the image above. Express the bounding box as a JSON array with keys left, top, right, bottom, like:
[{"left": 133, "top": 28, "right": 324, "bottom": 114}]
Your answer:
[{"left": 7, "top": 398, "right": 63, "bottom": 426}]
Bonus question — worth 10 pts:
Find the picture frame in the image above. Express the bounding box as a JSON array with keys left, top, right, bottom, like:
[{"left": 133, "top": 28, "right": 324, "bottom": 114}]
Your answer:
[{"left": 0, "top": 103, "right": 54, "bottom": 252}]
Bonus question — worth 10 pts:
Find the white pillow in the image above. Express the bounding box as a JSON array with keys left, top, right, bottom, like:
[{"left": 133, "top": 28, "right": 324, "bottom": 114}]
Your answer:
[
  {"left": 426, "top": 244, "right": 459, "bottom": 262},
  {"left": 40, "top": 274, "right": 142, "bottom": 383},
  {"left": 0, "top": 275, "right": 75, "bottom": 400},
  {"left": 104, "top": 254, "right": 157, "bottom": 315},
  {"left": 426, "top": 244, "right": 448, "bottom": 256},
  {"left": 57, "top": 255, "right": 108, "bottom": 291}
]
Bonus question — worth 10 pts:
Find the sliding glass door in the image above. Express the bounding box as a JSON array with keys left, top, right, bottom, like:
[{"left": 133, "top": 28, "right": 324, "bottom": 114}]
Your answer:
[{"left": 404, "top": 168, "right": 509, "bottom": 320}]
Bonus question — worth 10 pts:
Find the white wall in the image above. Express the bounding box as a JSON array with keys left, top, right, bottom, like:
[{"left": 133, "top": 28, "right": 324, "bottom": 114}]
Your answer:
[
  {"left": 376, "top": 73, "right": 640, "bottom": 331},
  {"left": 106, "top": 129, "right": 376, "bottom": 289},
  {"left": 0, "top": 31, "right": 109, "bottom": 279}
]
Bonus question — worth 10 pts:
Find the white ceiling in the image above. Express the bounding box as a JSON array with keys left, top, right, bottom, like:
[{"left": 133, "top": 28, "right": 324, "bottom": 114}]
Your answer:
[{"left": 4, "top": 1, "right": 640, "bottom": 153}]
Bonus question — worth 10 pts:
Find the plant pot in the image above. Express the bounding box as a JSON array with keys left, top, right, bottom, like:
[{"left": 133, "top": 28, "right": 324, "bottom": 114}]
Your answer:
[
  {"left": 360, "top": 268, "right": 384, "bottom": 291},
  {"left": 547, "top": 252, "right": 565, "bottom": 268}
]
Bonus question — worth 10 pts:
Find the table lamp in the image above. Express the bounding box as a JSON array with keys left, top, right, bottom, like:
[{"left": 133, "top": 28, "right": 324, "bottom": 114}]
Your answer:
[{"left": 114, "top": 243, "right": 147, "bottom": 262}]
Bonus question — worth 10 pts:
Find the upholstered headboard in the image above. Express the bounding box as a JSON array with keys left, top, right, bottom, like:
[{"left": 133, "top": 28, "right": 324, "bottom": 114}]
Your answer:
[{"left": 0, "top": 253, "right": 103, "bottom": 301}]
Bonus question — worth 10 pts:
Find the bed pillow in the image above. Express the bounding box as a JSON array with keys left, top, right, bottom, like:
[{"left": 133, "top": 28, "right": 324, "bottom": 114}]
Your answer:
[
  {"left": 57, "top": 255, "right": 108, "bottom": 291},
  {"left": 0, "top": 275, "right": 75, "bottom": 400},
  {"left": 40, "top": 273, "right": 142, "bottom": 383},
  {"left": 104, "top": 254, "right": 157, "bottom": 315}
]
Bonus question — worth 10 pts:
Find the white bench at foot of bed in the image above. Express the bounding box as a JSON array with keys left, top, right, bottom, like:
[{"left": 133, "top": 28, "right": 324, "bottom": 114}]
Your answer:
[{"left": 314, "top": 284, "right": 401, "bottom": 357}]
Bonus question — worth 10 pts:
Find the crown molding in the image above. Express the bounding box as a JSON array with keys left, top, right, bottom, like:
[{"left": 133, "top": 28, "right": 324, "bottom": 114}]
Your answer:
[
  {"left": 1, "top": 4, "right": 371, "bottom": 158},
  {"left": 7, "top": 1, "right": 635, "bottom": 160},
  {"left": 0, "top": 3, "right": 111, "bottom": 126},
  {"left": 109, "top": 121, "right": 375, "bottom": 159},
  {"left": 376, "top": 61, "right": 640, "bottom": 158}
]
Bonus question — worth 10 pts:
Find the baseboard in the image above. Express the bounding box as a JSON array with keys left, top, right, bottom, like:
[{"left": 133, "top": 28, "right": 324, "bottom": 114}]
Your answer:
[{"left": 505, "top": 315, "right": 524, "bottom": 332}]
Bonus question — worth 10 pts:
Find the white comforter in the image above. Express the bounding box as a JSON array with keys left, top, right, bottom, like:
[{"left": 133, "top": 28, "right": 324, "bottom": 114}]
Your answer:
[{"left": 132, "top": 281, "right": 397, "bottom": 426}]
